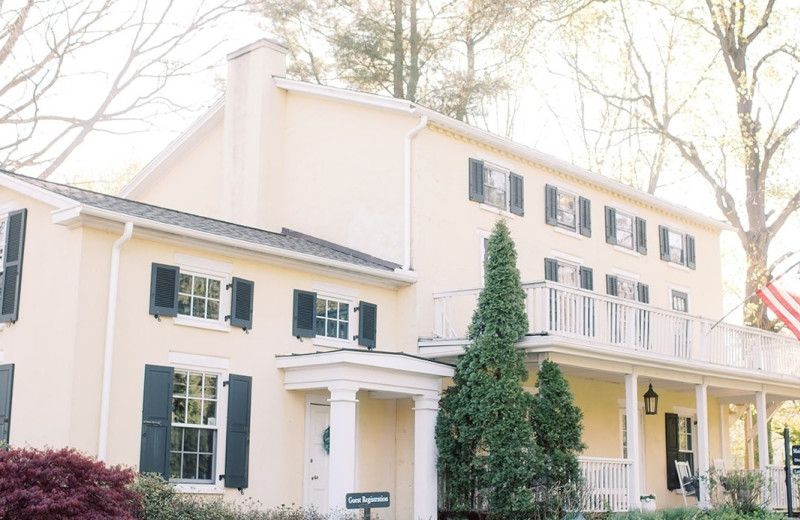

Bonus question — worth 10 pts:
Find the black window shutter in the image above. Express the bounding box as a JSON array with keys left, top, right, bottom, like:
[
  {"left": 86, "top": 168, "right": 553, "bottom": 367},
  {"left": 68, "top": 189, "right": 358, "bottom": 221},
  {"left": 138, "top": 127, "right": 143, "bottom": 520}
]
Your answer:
[
  {"left": 292, "top": 289, "right": 317, "bottom": 337},
  {"left": 140, "top": 364, "right": 174, "bottom": 479},
  {"left": 635, "top": 217, "right": 648, "bottom": 254},
  {"left": 658, "top": 226, "right": 671, "bottom": 261},
  {"left": 545, "top": 185, "right": 558, "bottom": 225},
  {"left": 0, "top": 209, "right": 27, "bottom": 323},
  {"left": 468, "top": 158, "right": 485, "bottom": 203},
  {"left": 509, "top": 172, "right": 524, "bottom": 216},
  {"left": 637, "top": 283, "right": 650, "bottom": 304},
  {"left": 579, "top": 267, "right": 594, "bottom": 291},
  {"left": 149, "top": 263, "right": 179, "bottom": 317},
  {"left": 604, "top": 206, "right": 617, "bottom": 245},
  {"left": 224, "top": 374, "right": 252, "bottom": 489},
  {"left": 357, "top": 301, "right": 378, "bottom": 349},
  {"left": 579, "top": 197, "right": 592, "bottom": 237},
  {"left": 665, "top": 413, "right": 680, "bottom": 490},
  {"left": 544, "top": 258, "right": 558, "bottom": 282},
  {"left": 686, "top": 234, "right": 696, "bottom": 269},
  {"left": 229, "top": 278, "right": 254, "bottom": 330},
  {"left": 0, "top": 364, "right": 14, "bottom": 444},
  {"left": 606, "top": 275, "right": 619, "bottom": 296}
]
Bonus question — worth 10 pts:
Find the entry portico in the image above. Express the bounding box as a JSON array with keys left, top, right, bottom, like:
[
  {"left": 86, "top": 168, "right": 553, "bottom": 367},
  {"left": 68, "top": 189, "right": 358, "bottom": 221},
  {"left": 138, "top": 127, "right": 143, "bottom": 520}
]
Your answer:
[{"left": 276, "top": 349, "right": 454, "bottom": 520}]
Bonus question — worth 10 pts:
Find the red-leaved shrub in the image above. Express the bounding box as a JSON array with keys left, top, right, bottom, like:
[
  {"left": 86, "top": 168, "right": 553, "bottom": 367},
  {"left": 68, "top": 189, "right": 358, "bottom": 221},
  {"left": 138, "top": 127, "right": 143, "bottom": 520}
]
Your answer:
[{"left": 0, "top": 446, "right": 140, "bottom": 519}]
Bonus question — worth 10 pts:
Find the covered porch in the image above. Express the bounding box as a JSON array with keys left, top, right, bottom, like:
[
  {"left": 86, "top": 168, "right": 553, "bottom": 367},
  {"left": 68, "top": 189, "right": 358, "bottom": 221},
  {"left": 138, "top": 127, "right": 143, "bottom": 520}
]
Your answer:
[{"left": 419, "top": 281, "right": 800, "bottom": 512}]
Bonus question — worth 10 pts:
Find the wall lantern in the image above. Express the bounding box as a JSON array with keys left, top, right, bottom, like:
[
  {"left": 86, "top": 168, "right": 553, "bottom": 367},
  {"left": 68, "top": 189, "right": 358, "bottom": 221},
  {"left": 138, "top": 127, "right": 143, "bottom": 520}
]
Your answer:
[{"left": 644, "top": 382, "right": 659, "bottom": 415}]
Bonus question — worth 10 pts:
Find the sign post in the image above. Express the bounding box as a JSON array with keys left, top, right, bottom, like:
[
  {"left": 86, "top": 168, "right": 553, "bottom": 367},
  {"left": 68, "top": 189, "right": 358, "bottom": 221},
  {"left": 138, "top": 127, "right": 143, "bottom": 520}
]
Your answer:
[{"left": 346, "top": 492, "right": 391, "bottom": 520}]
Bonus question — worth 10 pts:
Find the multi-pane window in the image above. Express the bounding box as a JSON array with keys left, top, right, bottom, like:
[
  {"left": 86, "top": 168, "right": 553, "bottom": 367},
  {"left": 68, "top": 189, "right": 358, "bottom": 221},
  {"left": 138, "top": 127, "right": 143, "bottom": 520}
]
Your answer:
[
  {"left": 667, "top": 230, "right": 684, "bottom": 264},
  {"left": 659, "top": 226, "right": 695, "bottom": 268},
  {"left": 484, "top": 166, "right": 508, "bottom": 210},
  {"left": 618, "top": 278, "right": 637, "bottom": 300},
  {"left": 678, "top": 415, "right": 693, "bottom": 453},
  {"left": 557, "top": 191, "right": 577, "bottom": 230},
  {"left": 171, "top": 370, "right": 218, "bottom": 483},
  {"left": 556, "top": 261, "right": 579, "bottom": 287},
  {"left": 672, "top": 291, "right": 689, "bottom": 312},
  {"left": 178, "top": 273, "right": 221, "bottom": 320},
  {"left": 315, "top": 297, "right": 350, "bottom": 340},
  {"left": 615, "top": 212, "right": 634, "bottom": 249}
]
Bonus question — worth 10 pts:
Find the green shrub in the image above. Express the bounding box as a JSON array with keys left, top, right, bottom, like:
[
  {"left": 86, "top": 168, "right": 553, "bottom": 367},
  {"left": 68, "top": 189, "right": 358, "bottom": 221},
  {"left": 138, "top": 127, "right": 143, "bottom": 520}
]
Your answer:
[{"left": 130, "top": 473, "right": 362, "bottom": 520}]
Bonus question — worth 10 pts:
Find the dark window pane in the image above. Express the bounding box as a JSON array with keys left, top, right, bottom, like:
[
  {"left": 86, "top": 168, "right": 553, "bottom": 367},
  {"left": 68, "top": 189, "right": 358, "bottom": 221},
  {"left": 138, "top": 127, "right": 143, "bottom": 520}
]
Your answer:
[
  {"left": 208, "top": 280, "right": 220, "bottom": 299},
  {"left": 198, "top": 454, "right": 213, "bottom": 480},
  {"left": 188, "top": 374, "right": 203, "bottom": 397},
  {"left": 171, "top": 427, "right": 183, "bottom": 450},
  {"left": 170, "top": 453, "right": 182, "bottom": 479},
  {"left": 172, "top": 398, "right": 186, "bottom": 423},
  {"left": 184, "top": 428, "right": 198, "bottom": 451},
  {"left": 194, "top": 277, "right": 206, "bottom": 296},
  {"left": 204, "top": 375, "right": 217, "bottom": 398},
  {"left": 183, "top": 454, "right": 197, "bottom": 479},
  {"left": 203, "top": 401, "right": 216, "bottom": 425},
  {"left": 198, "top": 430, "right": 215, "bottom": 453},
  {"left": 187, "top": 400, "right": 202, "bottom": 425},
  {"left": 207, "top": 300, "right": 219, "bottom": 320},
  {"left": 179, "top": 274, "right": 192, "bottom": 294}
]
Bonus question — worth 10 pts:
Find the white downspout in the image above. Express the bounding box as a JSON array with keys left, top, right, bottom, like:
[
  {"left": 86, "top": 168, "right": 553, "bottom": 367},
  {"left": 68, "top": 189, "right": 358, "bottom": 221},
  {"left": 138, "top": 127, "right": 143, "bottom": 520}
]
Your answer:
[
  {"left": 402, "top": 115, "right": 428, "bottom": 271},
  {"left": 98, "top": 222, "right": 134, "bottom": 461}
]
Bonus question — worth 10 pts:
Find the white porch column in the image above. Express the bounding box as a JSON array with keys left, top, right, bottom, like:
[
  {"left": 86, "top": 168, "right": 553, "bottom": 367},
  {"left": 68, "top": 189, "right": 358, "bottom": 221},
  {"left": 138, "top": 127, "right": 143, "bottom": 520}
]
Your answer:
[
  {"left": 328, "top": 385, "right": 359, "bottom": 512},
  {"left": 413, "top": 393, "right": 440, "bottom": 520},
  {"left": 625, "top": 374, "right": 641, "bottom": 508},
  {"left": 755, "top": 391, "right": 769, "bottom": 470},
  {"left": 695, "top": 384, "right": 710, "bottom": 506}
]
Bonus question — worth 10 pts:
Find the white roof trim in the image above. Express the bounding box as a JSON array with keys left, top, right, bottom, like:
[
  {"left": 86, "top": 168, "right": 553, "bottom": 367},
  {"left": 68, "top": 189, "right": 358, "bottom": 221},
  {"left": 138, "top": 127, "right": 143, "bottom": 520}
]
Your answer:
[{"left": 119, "top": 98, "right": 225, "bottom": 198}]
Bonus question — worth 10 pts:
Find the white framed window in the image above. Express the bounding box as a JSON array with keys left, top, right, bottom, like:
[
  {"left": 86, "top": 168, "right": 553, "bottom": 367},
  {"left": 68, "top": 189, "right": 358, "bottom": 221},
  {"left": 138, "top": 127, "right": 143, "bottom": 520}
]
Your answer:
[
  {"left": 617, "top": 277, "right": 637, "bottom": 300},
  {"left": 546, "top": 185, "right": 591, "bottom": 237},
  {"left": 659, "top": 226, "right": 696, "bottom": 269},
  {"left": 171, "top": 369, "right": 219, "bottom": 484},
  {"left": 171, "top": 255, "right": 233, "bottom": 331},
  {"left": 484, "top": 164, "right": 509, "bottom": 211},
  {"left": 615, "top": 212, "right": 635, "bottom": 250},
  {"left": 671, "top": 290, "right": 689, "bottom": 313},
  {"left": 557, "top": 191, "right": 578, "bottom": 231},
  {"left": 468, "top": 158, "right": 524, "bottom": 216},
  {"left": 178, "top": 273, "right": 222, "bottom": 321},
  {"left": 315, "top": 296, "right": 350, "bottom": 340},
  {"left": 678, "top": 415, "right": 693, "bottom": 454}
]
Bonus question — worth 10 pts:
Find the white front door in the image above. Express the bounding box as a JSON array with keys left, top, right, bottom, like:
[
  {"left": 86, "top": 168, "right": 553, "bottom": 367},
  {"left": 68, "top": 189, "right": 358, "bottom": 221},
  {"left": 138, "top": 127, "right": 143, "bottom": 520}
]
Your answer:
[{"left": 305, "top": 399, "right": 330, "bottom": 512}]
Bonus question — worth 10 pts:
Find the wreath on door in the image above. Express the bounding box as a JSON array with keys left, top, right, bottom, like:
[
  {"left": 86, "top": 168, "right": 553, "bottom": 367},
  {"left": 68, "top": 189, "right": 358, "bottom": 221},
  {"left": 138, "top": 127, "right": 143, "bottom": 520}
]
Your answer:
[{"left": 322, "top": 426, "right": 330, "bottom": 455}]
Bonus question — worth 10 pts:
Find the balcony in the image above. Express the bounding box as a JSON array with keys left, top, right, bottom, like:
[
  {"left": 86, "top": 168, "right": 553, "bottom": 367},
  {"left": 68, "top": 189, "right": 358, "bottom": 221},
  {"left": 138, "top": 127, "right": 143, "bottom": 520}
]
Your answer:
[{"left": 426, "top": 281, "right": 800, "bottom": 377}]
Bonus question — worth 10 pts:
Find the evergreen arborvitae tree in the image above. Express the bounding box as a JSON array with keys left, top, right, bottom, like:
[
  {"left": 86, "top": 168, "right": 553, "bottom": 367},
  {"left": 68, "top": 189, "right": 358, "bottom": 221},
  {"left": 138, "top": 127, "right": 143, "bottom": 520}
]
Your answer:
[
  {"left": 436, "top": 219, "right": 539, "bottom": 515},
  {"left": 530, "top": 359, "right": 585, "bottom": 497}
]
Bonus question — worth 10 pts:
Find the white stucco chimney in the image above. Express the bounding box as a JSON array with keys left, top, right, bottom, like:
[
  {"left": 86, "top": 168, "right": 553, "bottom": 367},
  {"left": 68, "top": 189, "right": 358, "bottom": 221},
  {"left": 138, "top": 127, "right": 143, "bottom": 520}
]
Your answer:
[{"left": 222, "top": 39, "right": 288, "bottom": 230}]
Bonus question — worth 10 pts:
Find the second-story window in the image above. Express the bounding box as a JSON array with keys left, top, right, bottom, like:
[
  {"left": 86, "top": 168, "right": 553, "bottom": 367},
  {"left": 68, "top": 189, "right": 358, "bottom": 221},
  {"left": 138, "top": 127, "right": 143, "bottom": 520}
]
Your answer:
[
  {"left": 468, "top": 158, "right": 524, "bottom": 215},
  {"left": 545, "top": 185, "right": 591, "bottom": 237},
  {"left": 178, "top": 273, "right": 222, "bottom": 321},
  {"left": 315, "top": 296, "right": 350, "bottom": 340},
  {"left": 659, "top": 226, "right": 696, "bottom": 269},
  {"left": 605, "top": 207, "right": 648, "bottom": 254}
]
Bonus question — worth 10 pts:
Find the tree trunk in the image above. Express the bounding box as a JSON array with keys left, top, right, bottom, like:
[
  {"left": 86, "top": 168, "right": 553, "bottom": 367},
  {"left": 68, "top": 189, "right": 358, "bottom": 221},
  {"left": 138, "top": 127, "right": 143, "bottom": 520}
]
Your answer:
[{"left": 392, "top": 0, "right": 405, "bottom": 99}]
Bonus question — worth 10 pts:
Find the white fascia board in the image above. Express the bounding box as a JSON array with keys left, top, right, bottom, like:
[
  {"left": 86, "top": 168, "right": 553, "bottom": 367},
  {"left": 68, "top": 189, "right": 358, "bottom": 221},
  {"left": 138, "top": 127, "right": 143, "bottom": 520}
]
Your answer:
[
  {"left": 275, "top": 77, "right": 731, "bottom": 232},
  {"left": 118, "top": 98, "right": 225, "bottom": 198},
  {"left": 51, "top": 204, "right": 417, "bottom": 288},
  {"left": 0, "top": 174, "right": 80, "bottom": 210},
  {"left": 275, "top": 350, "right": 454, "bottom": 378}
]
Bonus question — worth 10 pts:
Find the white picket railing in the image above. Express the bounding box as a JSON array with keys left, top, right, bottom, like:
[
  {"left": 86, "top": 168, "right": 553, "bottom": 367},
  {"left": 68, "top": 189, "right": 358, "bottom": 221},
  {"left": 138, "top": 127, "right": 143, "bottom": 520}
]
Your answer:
[
  {"left": 579, "top": 457, "right": 632, "bottom": 512},
  {"left": 430, "top": 282, "right": 800, "bottom": 377}
]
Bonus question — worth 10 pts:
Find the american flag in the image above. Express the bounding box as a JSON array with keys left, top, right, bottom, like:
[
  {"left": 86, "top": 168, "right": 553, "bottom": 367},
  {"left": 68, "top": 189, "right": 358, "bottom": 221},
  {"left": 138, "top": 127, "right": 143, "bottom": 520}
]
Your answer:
[{"left": 756, "top": 262, "right": 800, "bottom": 340}]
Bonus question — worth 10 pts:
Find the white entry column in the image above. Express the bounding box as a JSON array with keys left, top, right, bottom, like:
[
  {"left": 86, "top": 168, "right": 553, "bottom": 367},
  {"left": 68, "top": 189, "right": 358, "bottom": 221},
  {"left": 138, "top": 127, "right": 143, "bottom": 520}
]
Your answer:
[
  {"left": 413, "top": 393, "right": 440, "bottom": 520},
  {"left": 695, "top": 384, "right": 710, "bottom": 506},
  {"left": 755, "top": 391, "right": 769, "bottom": 470},
  {"left": 624, "top": 374, "right": 641, "bottom": 508},
  {"left": 328, "top": 384, "right": 359, "bottom": 512}
]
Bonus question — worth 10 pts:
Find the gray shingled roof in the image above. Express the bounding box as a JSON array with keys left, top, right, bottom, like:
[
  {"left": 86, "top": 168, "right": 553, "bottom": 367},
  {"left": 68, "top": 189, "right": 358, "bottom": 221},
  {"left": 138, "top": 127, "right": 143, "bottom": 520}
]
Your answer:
[{"left": 2, "top": 170, "right": 399, "bottom": 271}]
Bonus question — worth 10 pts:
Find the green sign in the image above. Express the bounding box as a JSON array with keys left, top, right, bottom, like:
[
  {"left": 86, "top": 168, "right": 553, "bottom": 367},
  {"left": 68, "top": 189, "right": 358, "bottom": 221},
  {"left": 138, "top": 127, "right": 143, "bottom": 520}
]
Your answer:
[{"left": 345, "top": 492, "right": 390, "bottom": 509}]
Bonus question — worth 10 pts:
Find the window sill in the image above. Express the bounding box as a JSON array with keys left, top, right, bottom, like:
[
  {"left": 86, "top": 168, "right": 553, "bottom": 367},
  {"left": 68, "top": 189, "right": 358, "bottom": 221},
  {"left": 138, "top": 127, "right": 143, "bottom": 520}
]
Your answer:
[
  {"left": 553, "top": 226, "right": 583, "bottom": 240},
  {"left": 478, "top": 203, "right": 514, "bottom": 218},
  {"left": 173, "top": 316, "right": 231, "bottom": 332},
  {"left": 312, "top": 336, "right": 354, "bottom": 349},
  {"left": 173, "top": 483, "right": 225, "bottom": 495},
  {"left": 666, "top": 261, "right": 690, "bottom": 272},
  {"left": 613, "top": 245, "right": 641, "bottom": 257}
]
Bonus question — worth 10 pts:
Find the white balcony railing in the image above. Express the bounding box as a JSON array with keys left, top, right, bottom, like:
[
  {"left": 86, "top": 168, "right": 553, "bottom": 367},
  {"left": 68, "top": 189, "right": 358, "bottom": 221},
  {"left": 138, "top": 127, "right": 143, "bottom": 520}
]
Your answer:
[
  {"left": 579, "top": 457, "right": 632, "bottom": 512},
  {"left": 431, "top": 282, "right": 800, "bottom": 377}
]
